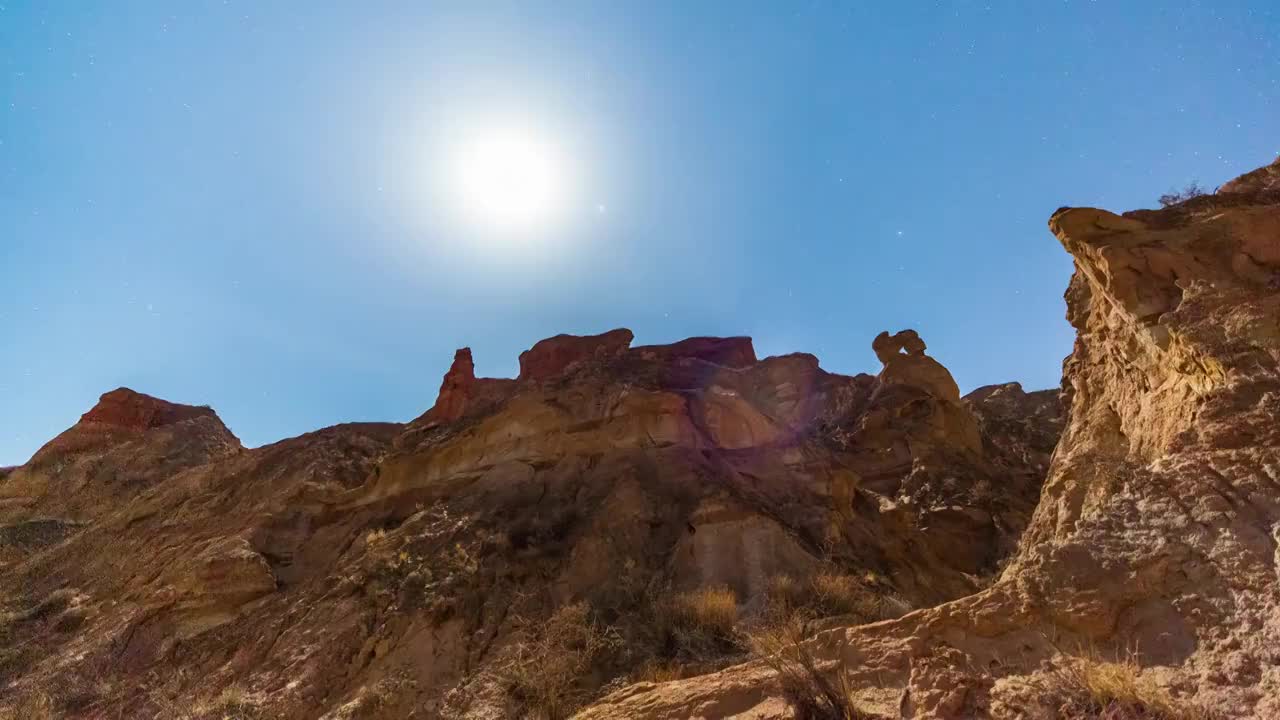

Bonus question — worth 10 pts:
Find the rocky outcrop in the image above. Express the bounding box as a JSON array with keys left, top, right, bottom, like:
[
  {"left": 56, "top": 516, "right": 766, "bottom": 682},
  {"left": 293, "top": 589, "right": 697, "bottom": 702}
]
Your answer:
[
  {"left": 578, "top": 157, "right": 1280, "bottom": 719},
  {"left": 0, "top": 319, "right": 1061, "bottom": 718},
  {"left": 79, "top": 387, "right": 219, "bottom": 430},
  {"left": 964, "top": 383, "right": 1064, "bottom": 489},
  {"left": 873, "top": 329, "right": 962, "bottom": 401},
  {"left": 0, "top": 389, "right": 241, "bottom": 545},
  {"left": 32, "top": 156, "right": 1280, "bottom": 719},
  {"left": 412, "top": 348, "right": 516, "bottom": 427},
  {"left": 517, "top": 328, "right": 635, "bottom": 381},
  {"left": 632, "top": 336, "right": 759, "bottom": 369}
]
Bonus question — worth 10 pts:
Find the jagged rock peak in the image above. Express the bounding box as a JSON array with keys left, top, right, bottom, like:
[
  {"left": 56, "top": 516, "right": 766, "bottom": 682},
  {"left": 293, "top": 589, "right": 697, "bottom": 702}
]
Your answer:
[
  {"left": 872, "top": 329, "right": 961, "bottom": 401},
  {"left": 79, "top": 387, "right": 220, "bottom": 431},
  {"left": 872, "top": 329, "right": 928, "bottom": 362},
  {"left": 517, "top": 327, "right": 634, "bottom": 381},
  {"left": 430, "top": 348, "right": 477, "bottom": 423},
  {"left": 1218, "top": 154, "right": 1280, "bottom": 195},
  {"left": 632, "top": 335, "right": 758, "bottom": 368}
]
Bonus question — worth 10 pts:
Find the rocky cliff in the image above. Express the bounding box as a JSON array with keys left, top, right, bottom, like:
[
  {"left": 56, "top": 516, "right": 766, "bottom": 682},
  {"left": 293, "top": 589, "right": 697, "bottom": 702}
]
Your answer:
[
  {"left": 6, "top": 156, "right": 1274, "bottom": 720},
  {"left": 579, "top": 158, "right": 1280, "bottom": 719},
  {"left": 0, "top": 321, "right": 1058, "bottom": 718}
]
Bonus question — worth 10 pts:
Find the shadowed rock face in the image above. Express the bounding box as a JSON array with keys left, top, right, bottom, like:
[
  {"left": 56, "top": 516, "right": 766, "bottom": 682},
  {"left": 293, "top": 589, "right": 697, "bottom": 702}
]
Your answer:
[
  {"left": 0, "top": 320, "right": 1060, "bottom": 717},
  {"left": 517, "top": 328, "right": 635, "bottom": 381},
  {"left": 0, "top": 389, "right": 242, "bottom": 534},
  {"left": 79, "top": 387, "right": 220, "bottom": 430},
  {"left": 580, "top": 156, "right": 1280, "bottom": 720}
]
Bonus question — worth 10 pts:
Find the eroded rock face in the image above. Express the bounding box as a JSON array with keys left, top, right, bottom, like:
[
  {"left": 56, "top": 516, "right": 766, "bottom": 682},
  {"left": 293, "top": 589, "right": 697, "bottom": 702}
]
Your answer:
[
  {"left": 517, "top": 327, "right": 635, "bottom": 381},
  {"left": 79, "top": 387, "right": 219, "bottom": 430},
  {"left": 0, "top": 389, "right": 241, "bottom": 543},
  {"left": 873, "top": 329, "right": 962, "bottom": 401},
  {"left": 0, "top": 323, "right": 1061, "bottom": 718},
  {"left": 580, "top": 157, "right": 1280, "bottom": 719},
  {"left": 964, "top": 382, "right": 1064, "bottom": 489}
]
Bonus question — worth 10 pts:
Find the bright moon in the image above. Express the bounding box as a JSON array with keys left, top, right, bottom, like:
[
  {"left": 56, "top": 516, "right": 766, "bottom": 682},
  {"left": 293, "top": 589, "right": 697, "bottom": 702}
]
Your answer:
[{"left": 449, "top": 125, "right": 570, "bottom": 237}]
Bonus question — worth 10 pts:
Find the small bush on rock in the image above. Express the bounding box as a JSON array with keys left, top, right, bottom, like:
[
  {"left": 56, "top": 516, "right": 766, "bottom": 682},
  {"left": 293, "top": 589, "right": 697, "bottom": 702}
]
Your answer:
[
  {"left": 748, "top": 615, "right": 882, "bottom": 720},
  {"left": 766, "top": 570, "right": 889, "bottom": 625},
  {"left": 0, "top": 692, "right": 55, "bottom": 720},
  {"left": 1158, "top": 182, "right": 1208, "bottom": 208},
  {"left": 502, "top": 602, "right": 620, "bottom": 720},
  {"left": 1044, "top": 656, "right": 1210, "bottom": 720},
  {"left": 670, "top": 586, "right": 738, "bottom": 636}
]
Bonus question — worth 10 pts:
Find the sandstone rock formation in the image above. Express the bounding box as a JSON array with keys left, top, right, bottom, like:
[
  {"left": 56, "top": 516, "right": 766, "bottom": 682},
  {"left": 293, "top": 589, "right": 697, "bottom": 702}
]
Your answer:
[
  {"left": 517, "top": 328, "right": 635, "bottom": 381},
  {"left": 579, "top": 157, "right": 1280, "bottom": 719},
  {"left": 0, "top": 324, "right": 1058, "bottom": 718},
  {"left": 9, "top": 155, "right": 1273, "bottom": 719},
  {"left": 0, "top": 388, "right": 242, "bottom": 567}
]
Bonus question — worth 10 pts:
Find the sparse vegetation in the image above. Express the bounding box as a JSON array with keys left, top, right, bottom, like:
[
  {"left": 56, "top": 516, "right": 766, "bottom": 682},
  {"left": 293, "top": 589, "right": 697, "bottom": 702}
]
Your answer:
[
  {"left": 1159, "top": 182, "right": 1209, "bottom": 208},
  {"left": 766, "top": 570, "right": 891, "bottom": 625},
  {"left": 634, "top": 659, "right": 684, "bottom": 683},
  {"left": 53, "top": 603, "right": 89, "bottom": 632},
  {"left": 1043, "top": 655, "right": 1210, "bottom": 720},
  {"left": 748, "top": 615, "right": 881, "bottom": 720},
  {"left": 501, "top": 601, "right": 620, "bottom": 720},
  {"left": 669, "top": 585, "right": 738, "bottom": 636},
  {"left": 195, "top": 684, "right": 256, "bottom": 719},
  {"left": 361, "top": 507, "right": 487, "bottom": 616},
  {"left": 0, "top": 646, "right": 33, "bottom": 686},
  {"left": 0, "top": 691, "right": 55, "bottom": 720},
  {"left": 656, "top": 585, "right": 746, "bottom": 664}
]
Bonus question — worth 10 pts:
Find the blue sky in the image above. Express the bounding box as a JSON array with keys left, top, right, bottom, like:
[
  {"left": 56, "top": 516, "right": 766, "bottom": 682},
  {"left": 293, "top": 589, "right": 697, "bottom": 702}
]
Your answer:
[{"left": 2, "top": 2, "right": 1277, "bottom": 464}]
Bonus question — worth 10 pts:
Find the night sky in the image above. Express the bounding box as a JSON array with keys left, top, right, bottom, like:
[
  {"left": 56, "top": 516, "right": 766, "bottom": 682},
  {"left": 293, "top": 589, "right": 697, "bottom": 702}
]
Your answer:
[{"left": 3, "top": 2, "right": 1277, "bottom": 464}]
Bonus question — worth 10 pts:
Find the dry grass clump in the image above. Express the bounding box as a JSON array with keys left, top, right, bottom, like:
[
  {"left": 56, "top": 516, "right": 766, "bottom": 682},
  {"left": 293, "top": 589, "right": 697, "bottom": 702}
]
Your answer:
[
  {"left": 656, "top": 585, "right": 745, "bottom": 663},
  {"left": 634, "top": 659, "right": 684, "bottom": 683},
  {"left": 0, "top": 644, "right": 33, "bottom": 685},
  {"left": 502, "top": 601, "right": 620, "bottom": 720},
  {"left": 193, "top": 684, "right": 257, "bottom": 719},
  {"left": 767, "top": 571, "right": 888, "bottom": 624},
  {"left": 670, "top": 586, "right": 738, "bottom": 636},
  {"left": 592, "top": 582, "right": 746, "bottom": 683},
  {"left": 0, "top": 691, "right": 55, "bottom": 720},
  {"left": 1048, "top": 656, "right": 1210, "bottom": 720},
  {"left": 748, "top": 615, "right": 882, "bottom": 720},
  {"left": 810, "top": 572, "right": 882, "bottom": 620}
]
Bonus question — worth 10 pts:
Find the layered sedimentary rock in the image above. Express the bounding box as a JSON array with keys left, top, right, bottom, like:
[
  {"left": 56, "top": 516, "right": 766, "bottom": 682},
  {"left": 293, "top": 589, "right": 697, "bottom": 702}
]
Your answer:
[
  {"left": 20, "top": 155, "right": 1270, "bottom": 720},
  {"left": 0, "top": 321, "right": 1058, "bottom": 718},
  {"left": 0, "top": 389, "right": 242, "bottom": 568},
  {"left": 581, "top": 157, "right": 1280, "bottom": 719}
]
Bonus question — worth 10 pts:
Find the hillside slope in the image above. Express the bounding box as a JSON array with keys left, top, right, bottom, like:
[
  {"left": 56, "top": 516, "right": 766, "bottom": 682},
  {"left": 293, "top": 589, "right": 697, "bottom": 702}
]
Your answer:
[
  {"left": 0, "top": 327, "right": 1059, "bottom": 718},
  {"left": 579, "top": 158, "right": 1280, "bottom": 719}
]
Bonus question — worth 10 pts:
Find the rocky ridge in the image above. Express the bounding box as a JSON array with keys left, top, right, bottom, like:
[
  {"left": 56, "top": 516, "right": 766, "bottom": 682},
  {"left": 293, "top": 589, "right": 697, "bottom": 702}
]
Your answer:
[
  {"left": 579, "top": 157, "right": 1280, "bottom": 719},
  {"left": 5, "top": 156, "right": 1275, "bottom": 719},
  {"left": 0, "top": 322, "right": 1058, "bottom": 718}
]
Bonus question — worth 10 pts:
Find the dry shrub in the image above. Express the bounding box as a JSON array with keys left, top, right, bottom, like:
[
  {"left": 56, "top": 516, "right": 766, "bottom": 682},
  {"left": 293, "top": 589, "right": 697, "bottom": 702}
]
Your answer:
[
  {"left": 53, "top": 604, "right": 89, "bottom": 632},
  {"left": 657, "top": 585, "right": 745, "bottom": 663},
  {"left": 1048, "top": 656, "right": 1210, "bottom": 720},
  {"left": 502, "top": 601, "right": 619, "bottom": 720},
  {"left": 767, "top": 571, "right": 887, "bottom": 624},
  {"left": 748, "top": 615, "right": 881, "bottom": 720},
  {"left": 1159, "top": 182, "right": 1208, "bottom": 208},
  {"left": 811, "top": 572, "right": 881, "bottom": 620},
  {"left": 0, "top": 645, "right": 33, "bottom": 685},
  {"left": 670, "top": 586, "right": 738, "bottom": 636},
  {"left": 194, "top": 684, "right": 256, "bottom": 718},
  {"left": 0, "top": 692, "right": 55, "bottom": 720},
  {"left": 634, "top": 659, "right": 683, "bottom": 683}
]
